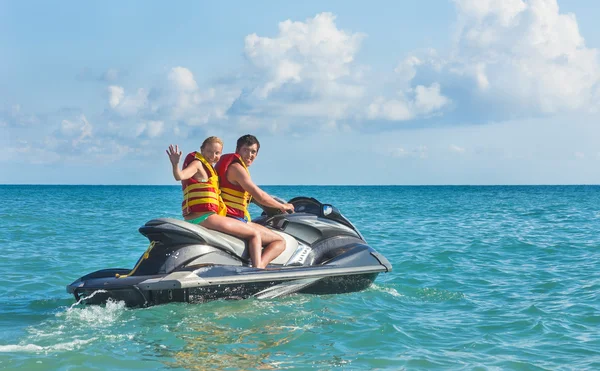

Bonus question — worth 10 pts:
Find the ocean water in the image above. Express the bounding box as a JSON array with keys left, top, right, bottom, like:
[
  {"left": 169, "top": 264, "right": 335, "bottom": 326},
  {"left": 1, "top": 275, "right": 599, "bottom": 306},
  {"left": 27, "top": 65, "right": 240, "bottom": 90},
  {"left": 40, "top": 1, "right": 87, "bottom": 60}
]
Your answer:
[{"left": 0, "top": 185, "right": 599, "bottom": 370}]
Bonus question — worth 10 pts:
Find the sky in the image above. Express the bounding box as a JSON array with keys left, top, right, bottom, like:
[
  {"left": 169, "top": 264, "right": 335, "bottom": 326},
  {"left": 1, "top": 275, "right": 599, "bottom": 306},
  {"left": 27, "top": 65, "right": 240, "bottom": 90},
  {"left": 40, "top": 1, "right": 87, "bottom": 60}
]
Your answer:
[{"left": 1, "top": 0, "right": 600, "bottom": 185}]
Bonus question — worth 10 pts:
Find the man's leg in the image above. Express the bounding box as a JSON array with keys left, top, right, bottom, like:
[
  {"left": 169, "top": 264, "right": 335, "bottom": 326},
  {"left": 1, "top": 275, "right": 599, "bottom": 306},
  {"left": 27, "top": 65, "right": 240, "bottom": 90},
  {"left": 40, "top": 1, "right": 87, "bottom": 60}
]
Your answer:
[{"left": 248, "top": 222, "right": 285, "bottom": 267}]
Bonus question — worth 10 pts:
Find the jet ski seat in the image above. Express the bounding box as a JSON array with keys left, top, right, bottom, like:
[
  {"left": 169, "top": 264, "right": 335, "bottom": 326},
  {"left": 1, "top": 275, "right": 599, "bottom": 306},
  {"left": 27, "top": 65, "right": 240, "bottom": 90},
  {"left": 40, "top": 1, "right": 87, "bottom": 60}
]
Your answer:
[{"left": 141, "top": 218, "right": 298, "bottom": 265}]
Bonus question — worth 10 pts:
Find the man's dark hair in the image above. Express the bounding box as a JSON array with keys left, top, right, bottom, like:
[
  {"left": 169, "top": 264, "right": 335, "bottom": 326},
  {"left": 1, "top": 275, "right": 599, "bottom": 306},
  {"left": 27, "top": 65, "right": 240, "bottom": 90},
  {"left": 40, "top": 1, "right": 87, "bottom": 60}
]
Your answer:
[{"left": 236, "top": 134, "right": 260, "bottom": 152}]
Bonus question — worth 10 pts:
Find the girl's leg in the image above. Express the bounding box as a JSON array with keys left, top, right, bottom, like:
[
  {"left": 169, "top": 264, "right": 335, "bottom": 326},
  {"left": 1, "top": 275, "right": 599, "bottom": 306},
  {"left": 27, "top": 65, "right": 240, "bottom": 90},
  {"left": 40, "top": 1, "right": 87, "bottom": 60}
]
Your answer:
[
  {"left": 201, "top": 215, "right": 263, "bottom": 268},
  {"left": 248, "top": 222, "right": 286, "bottom": 268}
]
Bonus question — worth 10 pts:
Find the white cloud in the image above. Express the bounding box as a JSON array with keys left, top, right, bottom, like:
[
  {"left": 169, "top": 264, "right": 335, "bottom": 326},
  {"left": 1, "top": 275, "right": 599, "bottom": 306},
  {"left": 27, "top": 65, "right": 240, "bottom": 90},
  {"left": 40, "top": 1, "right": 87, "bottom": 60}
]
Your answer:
[
  {"left": 107, "top": 85, "right": 149, "bottom": 117},
  {"left": 87, "top": 141, "right": 136, "bottom": 164},
  {"left": 450, "top": 144, "right": 466, "bottom": 153},
  {"left": 108, "top": 86, "right": 124, "bottom": 108},
  {"left": 368, "top": 97, "right": 412, "bottom": 121},
  {"left": 473, "top": 63, "right": 490, "bottom": 90},
  {"left": 367, "top": 50, "right": 451, "bottom": 122},
  {"left": 394, "top": 55, "right": 422, "bottom": 84},
  {"left": 255, "top": 60, "right": 302, "bottom": 98},
  {"left": 60, "top": 114, "right": 93, "bottom": 146},
  {"left": 110, "top": 87, "right": 148, "bottom": 116},
  {"left": 367, "top": 83, "right": 450, "bottom": 121},
  {"left": 455, "top": 0, "right": 527, "bottom": 28},
  {"left": 413, "top": 0, "right": 600, "bottom": 118},
  {"left": 414, "top": 84, "right": 450, "bottom": 114},
  {"left": 116, "top": 3, "right": 597, "bottom": 132},
  {"left": 390, "top": 147, "right": 409, "bottom": 158},
  {"left": 244, "top": 13, "right": 364, "bottom": 91},
  {"left": 574, "top": 151, "right": 585, "bottom": 159},
  {"left": 146, "top": 120, "right": 164, "bottom": 138},
  {"left": 1, "top": 104, "right": 40, "bottom": 127},
  {"left": 239, "top": 12, "right": 366, "bottom": 122},
  {"left": 102, "top": 13, "right": 371, "bottom": 135},
  {"left": 388, "top": 145, "right": 429, "bottom": 159},
  {"left": 169, "top": 66, "right": 198, "bottom": 92},
  {"left": 105, "top": 67, "right": 238, "bottom": 128},
  {"left": 3, "top": 112, "right": 100, "bottom": 165},
  {"left": 136, "top": 120, "right": 164, "bottom": 138},
  {"left": 463, "top": 0, "right": 598, "bottom": 112},
  {"left": 167, "top": 67, "right": 223, "bottom": 123}
]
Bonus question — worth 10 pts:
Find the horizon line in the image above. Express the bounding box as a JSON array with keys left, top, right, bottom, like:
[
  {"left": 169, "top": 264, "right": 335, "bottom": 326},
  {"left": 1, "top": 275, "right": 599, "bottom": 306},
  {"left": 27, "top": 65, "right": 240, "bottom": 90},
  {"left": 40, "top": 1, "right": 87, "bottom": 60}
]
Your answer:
[{"left": 1, "top": 183, "right": 600, "bottom": 187}]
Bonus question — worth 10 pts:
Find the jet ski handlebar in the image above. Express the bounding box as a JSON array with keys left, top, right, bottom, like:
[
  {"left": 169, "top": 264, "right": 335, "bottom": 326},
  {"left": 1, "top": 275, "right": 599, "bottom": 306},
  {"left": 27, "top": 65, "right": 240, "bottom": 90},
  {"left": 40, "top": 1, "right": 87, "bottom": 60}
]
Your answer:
[
  {"left": 252, "top": 195, "right": 294, "bottom": 217},
  {"left": 253, "top": 196, "right": 361, "bottom": 237}
]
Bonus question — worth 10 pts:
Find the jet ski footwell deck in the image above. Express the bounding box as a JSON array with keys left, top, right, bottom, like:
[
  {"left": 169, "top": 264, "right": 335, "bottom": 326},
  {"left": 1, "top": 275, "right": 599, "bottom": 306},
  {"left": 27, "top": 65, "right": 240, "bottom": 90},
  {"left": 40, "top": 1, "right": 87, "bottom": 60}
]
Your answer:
[{"left": 67, "top": 197, "right": 392, "bottom": 307}]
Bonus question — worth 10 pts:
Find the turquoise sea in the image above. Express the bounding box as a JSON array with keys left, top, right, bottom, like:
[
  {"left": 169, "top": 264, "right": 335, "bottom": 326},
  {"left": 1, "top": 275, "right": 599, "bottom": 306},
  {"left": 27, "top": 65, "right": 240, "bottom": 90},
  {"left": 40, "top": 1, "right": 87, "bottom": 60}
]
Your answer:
[{"left": 0, "top": 185, "right": 599, "bottom": 370}]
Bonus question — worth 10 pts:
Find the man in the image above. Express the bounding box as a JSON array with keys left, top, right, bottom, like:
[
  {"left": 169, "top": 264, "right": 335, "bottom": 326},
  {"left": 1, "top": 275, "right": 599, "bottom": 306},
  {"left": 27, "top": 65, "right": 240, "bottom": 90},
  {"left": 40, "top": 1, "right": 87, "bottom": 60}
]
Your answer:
[{"left": 215, "top": 134, "right": 294, "bottom": 268}]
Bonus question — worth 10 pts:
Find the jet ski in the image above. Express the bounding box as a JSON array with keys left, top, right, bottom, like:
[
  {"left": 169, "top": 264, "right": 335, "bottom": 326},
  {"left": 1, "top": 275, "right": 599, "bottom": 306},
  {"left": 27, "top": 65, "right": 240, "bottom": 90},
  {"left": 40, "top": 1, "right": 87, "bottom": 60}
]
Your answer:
[{"left": 67, "top": 196, "right": 392, "bottom": 307}]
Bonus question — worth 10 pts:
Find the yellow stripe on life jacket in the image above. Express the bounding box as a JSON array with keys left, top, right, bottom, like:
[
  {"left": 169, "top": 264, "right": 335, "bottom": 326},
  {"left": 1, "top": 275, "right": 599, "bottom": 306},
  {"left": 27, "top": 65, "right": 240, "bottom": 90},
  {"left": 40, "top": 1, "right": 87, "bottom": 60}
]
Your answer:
[
  {"left": 221, "top": 191, "right": 247, "bottom": 205},
  {"left": 186, "top": 197, "right": 223, "bottom": 208},
  {"left": 221, "top": 187, "right": 246, "bottom": 198},
  {"left": 220, "top": 199, "right": 246, "bottom": 211},
  {"left": 183, "top": 182, "right": 216, "bottom": 194},
  {"left": 183, "top": 191, "right": 220, "bottom": 200}
]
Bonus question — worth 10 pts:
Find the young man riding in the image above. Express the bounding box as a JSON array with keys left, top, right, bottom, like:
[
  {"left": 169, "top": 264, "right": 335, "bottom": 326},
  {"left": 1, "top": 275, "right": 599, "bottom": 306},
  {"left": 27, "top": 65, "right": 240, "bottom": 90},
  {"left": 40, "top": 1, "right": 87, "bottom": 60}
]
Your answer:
[{"left": 215, "top": 134, "right": 295, "bottom": 268}]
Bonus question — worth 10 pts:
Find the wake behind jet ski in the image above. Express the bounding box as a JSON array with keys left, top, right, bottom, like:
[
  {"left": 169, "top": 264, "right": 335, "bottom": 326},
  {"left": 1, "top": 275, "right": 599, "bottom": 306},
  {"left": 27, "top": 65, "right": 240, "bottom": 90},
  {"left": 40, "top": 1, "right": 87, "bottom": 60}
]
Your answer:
[{"left": 67, "top": 196, "right": 392, "bottom": 307}]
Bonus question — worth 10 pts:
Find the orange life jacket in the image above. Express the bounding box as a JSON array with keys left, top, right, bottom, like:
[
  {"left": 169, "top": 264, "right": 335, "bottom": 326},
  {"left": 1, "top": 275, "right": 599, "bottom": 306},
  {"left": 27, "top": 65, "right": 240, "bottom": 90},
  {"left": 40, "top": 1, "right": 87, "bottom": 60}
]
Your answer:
[
  {"left": 214, "top": 153, "right": 252, "bottom": 222},
  {"left": 181, "top": 152, "right": 226, "bottom": 217}
]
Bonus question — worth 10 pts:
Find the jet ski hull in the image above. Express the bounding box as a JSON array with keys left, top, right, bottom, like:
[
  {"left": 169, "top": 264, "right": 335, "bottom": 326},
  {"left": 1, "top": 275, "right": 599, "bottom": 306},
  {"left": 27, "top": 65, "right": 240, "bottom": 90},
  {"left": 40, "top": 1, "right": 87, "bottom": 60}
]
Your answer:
[
  {"left": 68, "top": 247, "right": 391, "bottom": 307},
  {"left": 69, "top": 272, "right": 382, "bottom": 307}
]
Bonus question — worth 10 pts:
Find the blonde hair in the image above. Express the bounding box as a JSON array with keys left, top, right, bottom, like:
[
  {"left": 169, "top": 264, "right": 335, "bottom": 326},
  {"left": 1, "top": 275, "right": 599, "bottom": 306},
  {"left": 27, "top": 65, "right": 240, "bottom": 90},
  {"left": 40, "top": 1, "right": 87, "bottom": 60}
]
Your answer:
[{"left": 200, "top": 136, "right": 223, "bottom": 150}]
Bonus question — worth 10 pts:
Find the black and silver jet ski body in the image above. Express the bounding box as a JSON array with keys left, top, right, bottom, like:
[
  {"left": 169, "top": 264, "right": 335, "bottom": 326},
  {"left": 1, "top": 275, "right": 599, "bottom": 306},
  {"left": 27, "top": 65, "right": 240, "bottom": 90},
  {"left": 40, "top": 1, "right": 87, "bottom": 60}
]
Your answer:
[{"left": 67, "top": 197, "right": 392, "bottom": 307}]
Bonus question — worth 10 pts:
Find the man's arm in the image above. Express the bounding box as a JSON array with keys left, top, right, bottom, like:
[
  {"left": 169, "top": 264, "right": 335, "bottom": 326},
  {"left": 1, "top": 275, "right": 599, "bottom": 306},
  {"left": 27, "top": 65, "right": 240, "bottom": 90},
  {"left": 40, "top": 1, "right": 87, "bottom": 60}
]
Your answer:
[{"left": 228, "top": 163, "right": 294, "bottom": 212}]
